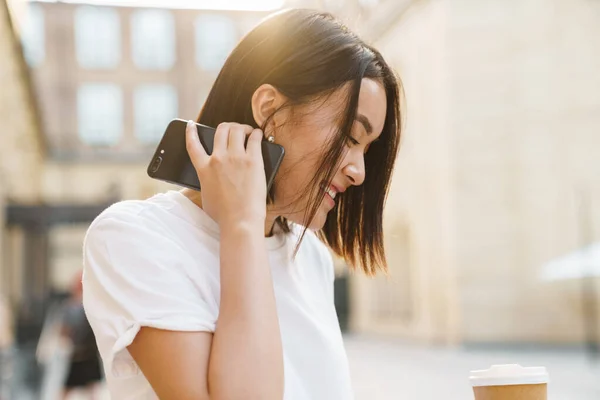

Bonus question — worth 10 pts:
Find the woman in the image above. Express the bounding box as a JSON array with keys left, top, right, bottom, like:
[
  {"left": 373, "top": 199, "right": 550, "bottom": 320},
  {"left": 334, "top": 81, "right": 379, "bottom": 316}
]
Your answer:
[{"left": 83, "top": 8, "right": 402, "bottom": 400}]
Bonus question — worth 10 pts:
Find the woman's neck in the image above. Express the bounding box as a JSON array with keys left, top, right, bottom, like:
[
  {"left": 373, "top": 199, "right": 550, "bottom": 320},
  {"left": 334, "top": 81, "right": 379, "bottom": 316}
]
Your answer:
[{"left": 181, "top": 189, "right": 278, "bottom": 237}]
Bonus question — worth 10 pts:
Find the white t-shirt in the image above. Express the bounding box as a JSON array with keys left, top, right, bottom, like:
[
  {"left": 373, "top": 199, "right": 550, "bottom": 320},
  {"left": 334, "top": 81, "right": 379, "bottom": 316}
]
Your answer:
[{"left": 82, "top": 190, "right": 353, "bottom": 400}]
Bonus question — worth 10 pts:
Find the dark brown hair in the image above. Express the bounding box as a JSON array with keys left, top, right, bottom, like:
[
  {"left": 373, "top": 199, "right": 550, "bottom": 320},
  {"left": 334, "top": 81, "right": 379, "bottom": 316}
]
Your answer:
[{"left": 197, "top": 9, "right": 403, "bottom": 276}]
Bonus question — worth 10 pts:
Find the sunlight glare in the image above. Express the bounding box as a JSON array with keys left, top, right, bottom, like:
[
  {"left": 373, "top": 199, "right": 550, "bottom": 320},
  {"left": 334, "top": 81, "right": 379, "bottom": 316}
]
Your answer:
[{"left": 32, "top": 0, "right": 286, "bottom": 11}]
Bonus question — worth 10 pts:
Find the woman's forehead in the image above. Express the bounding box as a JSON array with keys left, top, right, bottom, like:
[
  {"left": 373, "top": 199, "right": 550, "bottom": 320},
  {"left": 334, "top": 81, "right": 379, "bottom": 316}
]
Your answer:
[{"left": 357, "top": 79, "right": 387, "bottom": 134}]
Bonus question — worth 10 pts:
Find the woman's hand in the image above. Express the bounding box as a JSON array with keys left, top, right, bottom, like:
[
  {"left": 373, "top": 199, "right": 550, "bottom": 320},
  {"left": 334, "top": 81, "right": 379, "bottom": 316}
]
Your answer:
[{"left": 186, "top": 121, "right": 267, "bottom": 228}]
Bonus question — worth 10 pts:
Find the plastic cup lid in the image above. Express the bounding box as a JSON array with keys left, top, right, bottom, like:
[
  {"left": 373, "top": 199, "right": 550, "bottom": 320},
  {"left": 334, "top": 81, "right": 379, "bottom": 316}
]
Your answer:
[{"left": 469, "top": 364, "right": 549, "bottom": 387}]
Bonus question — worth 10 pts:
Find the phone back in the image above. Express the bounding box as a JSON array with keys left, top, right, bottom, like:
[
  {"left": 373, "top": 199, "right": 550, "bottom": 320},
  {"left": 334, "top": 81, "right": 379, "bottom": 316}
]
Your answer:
[{"left": 147, "top": 119, "right": 284, "bottom": 192}]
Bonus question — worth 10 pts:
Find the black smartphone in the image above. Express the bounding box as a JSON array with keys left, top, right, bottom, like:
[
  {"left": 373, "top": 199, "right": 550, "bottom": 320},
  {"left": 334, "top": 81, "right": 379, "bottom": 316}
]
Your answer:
[{"left": 147, "top": 119, "right": 285, "bottom": 192}]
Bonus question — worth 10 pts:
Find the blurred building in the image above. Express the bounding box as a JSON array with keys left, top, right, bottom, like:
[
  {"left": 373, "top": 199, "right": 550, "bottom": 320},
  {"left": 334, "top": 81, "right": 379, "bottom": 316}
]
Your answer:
[
  {"left": 1, "top": 0, "right": 599, "bottom": 349},
  {"left": 350, "top": 0, "right": 600, "bottom": 346},
  {"left": 1, "top": 0, "right": 271, "bottom": 341},
  {"left": 0, "top": 0, "right": 45, "bottom": 342}
]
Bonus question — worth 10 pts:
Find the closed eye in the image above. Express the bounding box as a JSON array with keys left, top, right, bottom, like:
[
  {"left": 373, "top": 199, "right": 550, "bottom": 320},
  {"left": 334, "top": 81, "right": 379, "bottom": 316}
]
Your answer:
[{"left": 346, "top": 136, "right": 360, "bottom": 146}]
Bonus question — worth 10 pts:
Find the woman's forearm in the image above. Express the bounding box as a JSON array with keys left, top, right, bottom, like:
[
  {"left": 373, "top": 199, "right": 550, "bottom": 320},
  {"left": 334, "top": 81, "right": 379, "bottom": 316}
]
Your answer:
[{"left": 208, "top": 221, "right": 284, "bottom": 400}]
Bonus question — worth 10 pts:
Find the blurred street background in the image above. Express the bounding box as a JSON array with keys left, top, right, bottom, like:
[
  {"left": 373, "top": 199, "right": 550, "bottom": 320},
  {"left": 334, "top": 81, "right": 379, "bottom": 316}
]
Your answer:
[{"left": 1, "top": 0, "right": 599, "bottom": 398}]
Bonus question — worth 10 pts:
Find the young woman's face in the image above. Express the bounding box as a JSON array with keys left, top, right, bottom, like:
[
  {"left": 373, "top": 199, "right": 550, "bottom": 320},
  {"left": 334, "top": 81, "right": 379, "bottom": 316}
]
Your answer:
[{"left": 272, "top": 78, "right": 387, "bottom": 229}]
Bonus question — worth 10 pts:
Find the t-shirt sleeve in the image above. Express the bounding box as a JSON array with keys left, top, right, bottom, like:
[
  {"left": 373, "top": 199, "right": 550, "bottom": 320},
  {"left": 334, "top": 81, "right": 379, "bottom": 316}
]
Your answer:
[{"left": 82, "top": 211, "right": 217, "bottom": 379}]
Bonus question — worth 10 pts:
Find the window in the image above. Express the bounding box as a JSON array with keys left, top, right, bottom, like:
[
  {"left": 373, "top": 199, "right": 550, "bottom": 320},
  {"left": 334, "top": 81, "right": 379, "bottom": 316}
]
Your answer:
[
  {"left": 134, "top": 85, "right": 178, "bottom": 144},
  {"left": 74, "top": 6, "right": 121, "bottom": 69},
  {"left": 22, "top": 3, "right": 45, "bottom": 67},
  {"left": 131, "top": 9, "right": 175, "bottom": 70},
  {"left": 77, "top": 84, "right": 123, "bottom": 146},
  {"left": 195, "top": 15, "right": 237, "bottom": 71}
]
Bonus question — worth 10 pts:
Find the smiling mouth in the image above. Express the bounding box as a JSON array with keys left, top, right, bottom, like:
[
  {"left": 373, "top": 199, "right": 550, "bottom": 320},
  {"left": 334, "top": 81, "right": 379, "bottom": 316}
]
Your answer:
[{"left": 325, "top": 186, "right": 337, "bottom": 200}]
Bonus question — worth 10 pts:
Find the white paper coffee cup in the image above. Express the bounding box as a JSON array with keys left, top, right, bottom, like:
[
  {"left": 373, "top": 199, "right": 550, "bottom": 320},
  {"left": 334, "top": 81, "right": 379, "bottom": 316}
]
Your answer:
[
  {"left": 469, "top": 364, "right": 549, "bottom": 387},
  {"left": 470, "top": 364, "right": 549, "bottom": 400}
]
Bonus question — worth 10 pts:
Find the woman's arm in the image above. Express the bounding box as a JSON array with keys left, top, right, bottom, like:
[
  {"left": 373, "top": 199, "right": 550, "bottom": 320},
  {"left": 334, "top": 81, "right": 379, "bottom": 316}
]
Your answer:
[
  {"left": 128, "top": 224, "right": 283, "bottom": 400},
  {"left": 128, "top": 329, "right": 213, "bottom": 400},
  {"left": 209, "top": 222, "right": 283, "bottom": 400},
  {"left": 128, "top": 226, "right": 282, "bottom": 400},
  {"left": 128, "top": 122, "right": 284, "bottom": 400}
]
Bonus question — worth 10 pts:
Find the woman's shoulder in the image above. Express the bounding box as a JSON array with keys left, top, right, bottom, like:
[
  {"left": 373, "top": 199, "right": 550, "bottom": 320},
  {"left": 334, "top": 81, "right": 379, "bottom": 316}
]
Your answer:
[
  {"left": 82, "top": 193, "right": 214, "bottom": 284},
  {"left": 83, "top": 194, "right": 184, "bottom": 256},
  {"left": 87, "top": 192, "right": 182, "bottom": 235}
]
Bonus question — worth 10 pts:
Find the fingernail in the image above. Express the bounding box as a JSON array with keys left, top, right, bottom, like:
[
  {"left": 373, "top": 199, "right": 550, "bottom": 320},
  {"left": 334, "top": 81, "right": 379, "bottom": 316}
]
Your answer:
[{"left": 187, "top": 120, "right": 194, "bottom": 128}]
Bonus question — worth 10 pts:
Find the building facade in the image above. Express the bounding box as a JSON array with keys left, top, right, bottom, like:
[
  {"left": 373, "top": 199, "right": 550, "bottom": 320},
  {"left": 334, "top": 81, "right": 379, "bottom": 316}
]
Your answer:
[
  {"left": 2, "top": 0, "right": 272, "bottom": 337},
  {"left": 1, "top": 0, "right": 45, "bottom": 341},
  {"left": 351, "top": 0, "right": 600, "bottom": 345},
  {"left": 2, "top": 0, "right": 599, "bottom": 346}
]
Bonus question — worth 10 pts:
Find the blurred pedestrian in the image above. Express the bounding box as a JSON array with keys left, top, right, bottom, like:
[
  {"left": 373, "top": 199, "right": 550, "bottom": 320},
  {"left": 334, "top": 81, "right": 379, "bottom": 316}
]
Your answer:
[
  {"left": 0, "top": 295, "right": 12, "bottom": 351},
  {"left": 0, "top": 294, "right": 14, "bottom": 400},
  {"left": 61, "top": 272, "right": 102, "bottom": 399}
]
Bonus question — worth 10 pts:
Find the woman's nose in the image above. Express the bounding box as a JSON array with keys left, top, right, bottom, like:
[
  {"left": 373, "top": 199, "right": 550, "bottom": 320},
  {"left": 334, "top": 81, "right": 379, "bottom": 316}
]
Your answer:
[{"left": 343, "top": 155, "right": 365, "bottom": 186}]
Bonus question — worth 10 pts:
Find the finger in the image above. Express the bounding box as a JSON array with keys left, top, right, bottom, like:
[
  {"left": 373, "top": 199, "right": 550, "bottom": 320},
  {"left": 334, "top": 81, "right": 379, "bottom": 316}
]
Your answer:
[
  {"left": 212, "top": 123, "right": 230, "bottom": 156},
  {"left": 228, "top": 125, "right": 253, "bottom": 154},
  {"left": 185, "top": 120, "right": 207, "bottom": 169},
  {"left": 246, "top": 129, "right": 264, "bottom": 157}
]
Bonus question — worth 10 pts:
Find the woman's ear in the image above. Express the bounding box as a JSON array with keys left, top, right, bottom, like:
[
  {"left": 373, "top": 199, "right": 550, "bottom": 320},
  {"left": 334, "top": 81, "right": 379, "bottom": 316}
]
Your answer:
[{"left": 251, "top": 84, "right": 286, "bottom": 131}]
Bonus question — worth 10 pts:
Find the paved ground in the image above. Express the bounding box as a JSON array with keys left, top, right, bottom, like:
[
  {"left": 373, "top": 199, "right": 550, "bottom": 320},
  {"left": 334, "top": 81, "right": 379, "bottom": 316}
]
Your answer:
[
  {"left": 8, "top": 336, "right": 600, "bottom": 399},
  {"left": 345, "top": 335, "right": 600, "bottom": 400}
]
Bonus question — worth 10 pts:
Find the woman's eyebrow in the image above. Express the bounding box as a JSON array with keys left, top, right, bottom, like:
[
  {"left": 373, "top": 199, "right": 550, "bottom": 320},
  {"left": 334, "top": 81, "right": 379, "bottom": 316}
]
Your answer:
[{"left": 356, "top": 114, "right": 373, "bottom": 134}]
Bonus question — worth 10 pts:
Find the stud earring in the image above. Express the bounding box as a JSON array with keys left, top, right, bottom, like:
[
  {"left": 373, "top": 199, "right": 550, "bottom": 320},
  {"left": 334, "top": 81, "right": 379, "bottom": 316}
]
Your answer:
[{"left": 267, "top": 135, "right": 275, "bottom": 143}]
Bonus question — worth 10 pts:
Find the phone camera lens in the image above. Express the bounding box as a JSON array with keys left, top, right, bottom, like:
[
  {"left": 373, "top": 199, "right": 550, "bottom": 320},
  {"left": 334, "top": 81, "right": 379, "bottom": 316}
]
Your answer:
[{"left": 150, "top": 156, "right": 163, "bottom": 173}]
